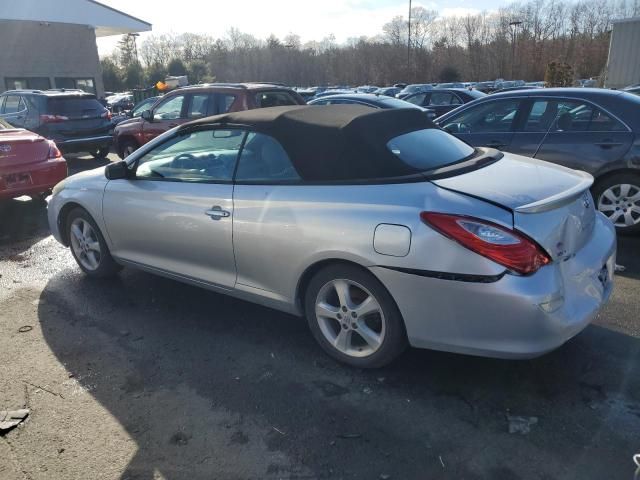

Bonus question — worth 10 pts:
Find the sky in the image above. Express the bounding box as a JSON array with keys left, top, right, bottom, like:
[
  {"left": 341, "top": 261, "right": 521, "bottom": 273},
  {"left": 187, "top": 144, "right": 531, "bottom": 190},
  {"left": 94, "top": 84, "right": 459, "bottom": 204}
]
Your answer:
[{"left": 96, "top": 0, "right": 511, "bottom": 56}]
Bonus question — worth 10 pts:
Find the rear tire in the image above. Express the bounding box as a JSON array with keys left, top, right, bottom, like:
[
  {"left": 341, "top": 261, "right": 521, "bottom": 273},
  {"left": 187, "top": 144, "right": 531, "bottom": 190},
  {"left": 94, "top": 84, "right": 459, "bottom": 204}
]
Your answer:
[
  {"left": 90, "top": 147, "right": 110, "bottom": 160},
  {"left": 66, "top": 207, "right": 121, "bottom": 278},
  {"left": 593, "top": 173, "right": 640, "bottom": 235},
  {"left": 304, "top": 264, "right": 407, "bottom": 368}
]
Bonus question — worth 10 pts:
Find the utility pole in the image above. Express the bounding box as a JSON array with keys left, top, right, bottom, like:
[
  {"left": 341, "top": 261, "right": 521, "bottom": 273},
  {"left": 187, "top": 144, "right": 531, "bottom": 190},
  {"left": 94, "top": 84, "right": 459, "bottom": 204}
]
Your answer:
[
  {"left": 128, "top": 32, "right": 140, "bottom": 64},
  {"left": 509, "top": 20, "right": 522, "bottom": 79},
  {"left": 407, "top": 0, "right": 412, "bottom": 79}
]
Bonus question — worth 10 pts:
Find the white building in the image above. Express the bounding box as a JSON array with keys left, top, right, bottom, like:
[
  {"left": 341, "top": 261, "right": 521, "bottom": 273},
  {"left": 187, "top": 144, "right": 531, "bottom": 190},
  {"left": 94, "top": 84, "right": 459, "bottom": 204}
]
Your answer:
[
  {"left": 0, "top": 0, "right": 151, "bottom": 97},
  {"left": 605, "top": 17, "right": 640, "bottom": 89}
]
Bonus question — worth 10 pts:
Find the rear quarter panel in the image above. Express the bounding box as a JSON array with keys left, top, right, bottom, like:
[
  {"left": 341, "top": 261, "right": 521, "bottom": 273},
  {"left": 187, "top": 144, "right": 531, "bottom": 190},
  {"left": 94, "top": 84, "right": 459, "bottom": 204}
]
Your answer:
[{"left": 232, "top": 181, "right": 511, "bottom": 311}]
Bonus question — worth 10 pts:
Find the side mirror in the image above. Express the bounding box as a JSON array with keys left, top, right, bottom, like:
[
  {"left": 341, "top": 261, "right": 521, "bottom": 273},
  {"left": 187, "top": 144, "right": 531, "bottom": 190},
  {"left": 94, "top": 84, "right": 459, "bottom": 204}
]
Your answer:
[
  {"left": 141, "top": 109, "right": 154, "bottom": 122},
  {"left": 105, "top": 161, "right": 129, "bottom": 180}
]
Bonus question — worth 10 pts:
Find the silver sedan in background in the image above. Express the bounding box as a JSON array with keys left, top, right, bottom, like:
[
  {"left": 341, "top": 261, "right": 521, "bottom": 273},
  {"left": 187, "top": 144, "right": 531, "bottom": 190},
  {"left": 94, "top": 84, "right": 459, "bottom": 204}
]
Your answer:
[{"left": 47, "top": 105, "right": 616, "bottom": 368}]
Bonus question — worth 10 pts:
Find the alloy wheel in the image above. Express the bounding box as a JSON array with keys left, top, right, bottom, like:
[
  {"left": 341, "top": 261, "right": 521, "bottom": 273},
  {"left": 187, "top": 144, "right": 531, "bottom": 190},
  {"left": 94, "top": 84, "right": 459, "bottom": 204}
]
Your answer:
[
  {"left": 315, "top": 279, "right": 386, "bottom": 357},
  {"left": 69, "top": 218, "right": 102, "bottom": 271},
  {"left": 597, "top": 183, "right": 640, "bottom": 227}
]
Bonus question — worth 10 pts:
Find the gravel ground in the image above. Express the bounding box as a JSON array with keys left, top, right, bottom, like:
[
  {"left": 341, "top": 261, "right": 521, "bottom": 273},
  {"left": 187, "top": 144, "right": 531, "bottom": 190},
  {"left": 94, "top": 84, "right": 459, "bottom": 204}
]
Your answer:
[{"left": 0, "top": 153, "right": 639, "bottom": 480}]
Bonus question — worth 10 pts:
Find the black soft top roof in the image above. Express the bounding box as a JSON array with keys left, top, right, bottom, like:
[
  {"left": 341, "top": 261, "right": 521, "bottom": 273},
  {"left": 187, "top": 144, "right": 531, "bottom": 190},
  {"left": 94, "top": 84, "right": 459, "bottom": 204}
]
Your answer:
[{"left": 183, "top": 105, "right": 435, "bottom": 181}]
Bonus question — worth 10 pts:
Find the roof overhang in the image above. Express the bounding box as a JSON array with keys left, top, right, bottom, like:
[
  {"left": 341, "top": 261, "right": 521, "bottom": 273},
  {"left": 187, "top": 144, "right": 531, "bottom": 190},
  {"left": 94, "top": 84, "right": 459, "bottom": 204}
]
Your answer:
[{"left": 0, "top": 0, "right": 151, "bottom": 37}]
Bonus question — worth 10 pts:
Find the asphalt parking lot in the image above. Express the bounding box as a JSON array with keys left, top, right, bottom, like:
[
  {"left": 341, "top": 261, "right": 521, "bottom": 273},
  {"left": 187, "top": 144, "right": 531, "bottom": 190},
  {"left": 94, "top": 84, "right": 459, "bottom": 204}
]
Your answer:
[{"left": 1, "top": 153, "right": 639, "bottom": 480}]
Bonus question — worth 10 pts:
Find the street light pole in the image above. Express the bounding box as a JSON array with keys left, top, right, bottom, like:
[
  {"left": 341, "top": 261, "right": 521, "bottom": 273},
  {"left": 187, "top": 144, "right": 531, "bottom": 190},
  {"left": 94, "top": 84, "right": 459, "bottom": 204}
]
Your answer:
[
  {"left": 509, "top": 20, "right": 522, "bottom": 79},
  {"left": 407, "top": 0, "right": 412, "bottom": 79}
]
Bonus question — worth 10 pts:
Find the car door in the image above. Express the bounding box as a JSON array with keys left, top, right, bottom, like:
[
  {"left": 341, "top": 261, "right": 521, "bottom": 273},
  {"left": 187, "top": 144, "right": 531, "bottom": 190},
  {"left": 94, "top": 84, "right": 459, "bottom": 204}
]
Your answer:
[
  {"left": 141, "top": 93, "right": 190, "bottom": 143},
  {"left": 439, "top": 98, "right": 524, "bottom": 150},
  {"left": 532, "top": 99, "right": 634, "bottom": 173},
  {"left": 232, "top": 131, "right": 303, "bottom": 299},
  {"left": 102, "top": 127, "right": 246, "bottom": 289}
]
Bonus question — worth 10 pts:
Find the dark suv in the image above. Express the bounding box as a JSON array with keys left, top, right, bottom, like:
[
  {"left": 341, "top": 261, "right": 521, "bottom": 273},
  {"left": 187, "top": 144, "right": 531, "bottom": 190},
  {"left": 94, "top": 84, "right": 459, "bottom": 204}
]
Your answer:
[
  {"left": 113, "top": 83, "right": 305, "bottom": 158},
  {"left": 0, "top": 89, "right": 112, "bottom": 159}
]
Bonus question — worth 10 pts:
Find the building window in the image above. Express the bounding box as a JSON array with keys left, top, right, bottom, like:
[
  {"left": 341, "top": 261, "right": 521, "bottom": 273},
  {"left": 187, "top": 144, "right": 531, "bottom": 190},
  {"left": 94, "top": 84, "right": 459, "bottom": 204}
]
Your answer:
[
  {"left": 5, "top": 77, "right": 51, "bottom": 91},
  {"left": 54, "top": 77, "right": 96, "bottom": 94}
]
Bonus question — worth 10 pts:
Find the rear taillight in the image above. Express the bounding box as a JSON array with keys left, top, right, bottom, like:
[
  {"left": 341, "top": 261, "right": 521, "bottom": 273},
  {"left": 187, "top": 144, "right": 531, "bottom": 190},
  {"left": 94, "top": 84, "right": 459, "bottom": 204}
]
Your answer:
[
  {"left": 47, "top": 141, "right": 62, "bottom": 159},
  {"left": 420, "top": 212, "right": 551, "bottom": 275},
  {"left": 40, "top": 114, "right": 69, "bottom": 123}
]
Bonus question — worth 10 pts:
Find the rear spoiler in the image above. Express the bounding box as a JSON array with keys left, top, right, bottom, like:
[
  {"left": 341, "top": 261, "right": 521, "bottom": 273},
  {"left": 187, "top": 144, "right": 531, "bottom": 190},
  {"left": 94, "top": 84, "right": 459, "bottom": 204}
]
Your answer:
[{"left": 515, "top": 171, "right": 594, "bottom": 213}]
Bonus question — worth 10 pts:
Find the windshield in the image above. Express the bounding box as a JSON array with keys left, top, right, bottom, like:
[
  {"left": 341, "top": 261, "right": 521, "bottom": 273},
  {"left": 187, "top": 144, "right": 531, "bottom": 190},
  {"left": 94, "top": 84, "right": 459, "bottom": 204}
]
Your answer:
[
  {"left": 386, "top": 128, "right": 475, "bottom": 171},
  {"left": 132, "top": 97, "right": 157, "bottom": 117}
]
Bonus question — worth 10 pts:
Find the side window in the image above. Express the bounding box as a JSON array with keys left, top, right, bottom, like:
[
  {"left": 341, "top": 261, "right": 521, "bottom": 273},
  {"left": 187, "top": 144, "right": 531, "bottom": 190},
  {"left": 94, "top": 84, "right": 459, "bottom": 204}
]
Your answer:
[
  {"left": 443, "top": 100, "right": 521, "bottom": 133},
  {"left": 406, "top": 93, "right": 427, "bottom": 105},
  {"left": 135, "top": 129, "right": 245, "bottom": 182},
  {"left": 154, "top": 95, "right": 185, "bottom": 120},
  {"left": 538, "top": 101, "right": 627, "bottom": 133},
  {"left": 219, "top": 94, "right": 236, "bottom": 113},
  {"left": 429, "top": 92, "right": 455, "bottom": 106},
  {"left": 3, "top": 95, "right": 22, "bottom": 114},
  {"left": 254, "top": 91, "right": 298, "bottom": 108},
  {"left": 588, "top": 108, "right": 626, "bottom": 132},
  {"left": 523, "top": 100, "right": 562, "bottom": 132},
  {"left": 235, "top": 132, "right": 300, "bottom": 182},
  {"left": 186, "top": 94, "right": 210, "bottom": 119}
]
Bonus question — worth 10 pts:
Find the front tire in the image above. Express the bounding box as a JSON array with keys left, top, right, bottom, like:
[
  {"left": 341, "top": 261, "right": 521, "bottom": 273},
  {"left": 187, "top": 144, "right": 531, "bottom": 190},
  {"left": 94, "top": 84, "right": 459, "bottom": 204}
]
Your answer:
[
  {"left": 593, "top": 173, "right": 640, "bottom": 234},
  {"left": 66, "top": 207, "right": 121, "bottom": 277},
  {"left": 304, "top": 264, "right": 407, "bottom": 368}
]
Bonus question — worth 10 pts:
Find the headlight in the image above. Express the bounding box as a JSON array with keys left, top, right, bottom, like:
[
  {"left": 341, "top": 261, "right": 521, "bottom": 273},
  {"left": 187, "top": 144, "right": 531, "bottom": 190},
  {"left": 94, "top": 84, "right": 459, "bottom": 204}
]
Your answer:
[{"left": 52, "top": 180, "right": 66, "bottom": 196}]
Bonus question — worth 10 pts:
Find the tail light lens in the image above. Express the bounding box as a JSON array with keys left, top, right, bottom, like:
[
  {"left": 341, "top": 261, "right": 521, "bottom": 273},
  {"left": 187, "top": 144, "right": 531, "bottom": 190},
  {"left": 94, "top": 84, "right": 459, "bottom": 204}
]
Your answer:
[
  {"left": 420, "top": 212, "right": 551, "bottom": 275},
  {"left": 40, "top": 114, "right": 69, "bottom": 123},
  {"left": 47, "top": 141, "right": 62, "bottom": 159}
]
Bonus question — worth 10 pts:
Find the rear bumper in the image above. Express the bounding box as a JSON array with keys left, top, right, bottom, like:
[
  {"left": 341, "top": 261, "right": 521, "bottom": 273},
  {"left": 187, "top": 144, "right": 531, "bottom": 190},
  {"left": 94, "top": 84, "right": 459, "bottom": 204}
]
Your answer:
[
  {"left": 55, "top": 135, "right": 112, "bottom": 153},
  {"left": 0, "top": 158, "right": 67, "bottom": 200},
  {"left": 371, "top": 213, "right": 616, "bottom": 359}
]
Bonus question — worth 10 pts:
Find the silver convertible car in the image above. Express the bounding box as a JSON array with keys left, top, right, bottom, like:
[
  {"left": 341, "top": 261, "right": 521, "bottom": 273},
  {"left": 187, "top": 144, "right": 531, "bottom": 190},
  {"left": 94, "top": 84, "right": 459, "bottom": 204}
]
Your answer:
[{"left": 48, "top": 105, "right": 616, "bottom": 368}]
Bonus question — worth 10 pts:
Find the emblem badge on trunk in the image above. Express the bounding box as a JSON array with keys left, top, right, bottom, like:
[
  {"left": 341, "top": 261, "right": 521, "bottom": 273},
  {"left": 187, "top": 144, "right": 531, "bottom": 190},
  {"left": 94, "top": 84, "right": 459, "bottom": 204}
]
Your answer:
[{"left": 0, "top": 144, "right": 11, "bottom": 153}]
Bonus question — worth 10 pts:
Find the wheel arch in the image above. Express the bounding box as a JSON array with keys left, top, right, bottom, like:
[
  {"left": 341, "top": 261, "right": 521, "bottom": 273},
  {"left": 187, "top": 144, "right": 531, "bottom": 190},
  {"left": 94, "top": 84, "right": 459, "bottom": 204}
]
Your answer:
[
  {"left": 57, "top": 201, "right": 107, "bottom": 247},
  {"left": 57, "top": 201, "right": 85, "bottom": 246},
  {"left": 592, "top": 168, "right": 640, "bottom": 189},
  {"left": 294, "top": 258, "right": 386, "bottom": 315},
  {"left": 116, "top": 134, "right": 140, "bottom": 158}
]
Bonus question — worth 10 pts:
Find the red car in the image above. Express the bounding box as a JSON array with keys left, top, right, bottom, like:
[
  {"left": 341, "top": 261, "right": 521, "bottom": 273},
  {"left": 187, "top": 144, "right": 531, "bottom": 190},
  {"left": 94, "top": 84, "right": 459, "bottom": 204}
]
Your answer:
[{"left": 0, "top": 119, "right": 67, "bottom": 201}]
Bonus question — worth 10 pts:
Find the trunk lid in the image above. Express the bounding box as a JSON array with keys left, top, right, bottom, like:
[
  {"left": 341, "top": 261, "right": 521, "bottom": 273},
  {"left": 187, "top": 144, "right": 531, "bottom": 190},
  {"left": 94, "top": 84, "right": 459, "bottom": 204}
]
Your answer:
[
  {"left": 0, "top": 129, "right": 49, "bottom": 168},
  {"left": 433, "top": 152, "right": 596, "bottom": 260}
]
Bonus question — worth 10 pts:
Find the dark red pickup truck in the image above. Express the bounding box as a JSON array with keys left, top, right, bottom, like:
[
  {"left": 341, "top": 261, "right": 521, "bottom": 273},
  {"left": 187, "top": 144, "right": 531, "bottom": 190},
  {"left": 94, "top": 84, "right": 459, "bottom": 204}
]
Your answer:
[{"left": 113, "top": 83, "right": 306, "bottom": 158}]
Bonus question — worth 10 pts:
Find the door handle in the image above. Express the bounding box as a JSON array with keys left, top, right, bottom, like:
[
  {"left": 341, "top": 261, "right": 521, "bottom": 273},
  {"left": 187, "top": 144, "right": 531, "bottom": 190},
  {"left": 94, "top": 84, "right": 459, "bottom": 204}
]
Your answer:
[
  {"left": 205, "top": 206, "right": 230, "bottom": 220},
  {"left": 594, "top": 140, "right": 623, "bottom": 148}
]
